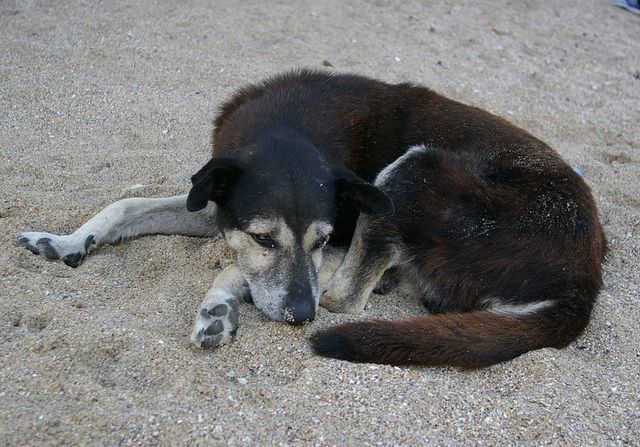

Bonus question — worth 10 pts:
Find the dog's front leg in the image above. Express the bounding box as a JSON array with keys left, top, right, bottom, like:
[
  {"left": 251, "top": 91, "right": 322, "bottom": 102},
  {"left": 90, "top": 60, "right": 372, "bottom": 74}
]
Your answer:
[
  {"left": 321, "top": 215, "right": 399, "bottom": 314},
  {"left": 191, "top": 264, "right": 248, "bottom": 348}
]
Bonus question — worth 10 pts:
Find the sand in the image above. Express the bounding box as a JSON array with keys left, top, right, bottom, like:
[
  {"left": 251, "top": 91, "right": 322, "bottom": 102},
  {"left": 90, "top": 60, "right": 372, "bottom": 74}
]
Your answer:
[{"left": 1, "top": 0, "right": 639, "bottom": 445}]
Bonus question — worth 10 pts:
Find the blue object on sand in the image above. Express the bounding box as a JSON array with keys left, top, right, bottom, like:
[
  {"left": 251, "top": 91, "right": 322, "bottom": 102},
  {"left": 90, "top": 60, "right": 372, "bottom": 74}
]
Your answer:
[
  {"left": 573, "top": 165, "right": 586, "bottom": 177},
  {"left": 611, "top": 0, "right": 640, "bottom": 14}
]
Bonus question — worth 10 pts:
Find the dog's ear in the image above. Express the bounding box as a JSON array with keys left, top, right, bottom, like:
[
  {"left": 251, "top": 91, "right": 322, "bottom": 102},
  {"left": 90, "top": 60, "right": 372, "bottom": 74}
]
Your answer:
[
  {"left": 333, "top": 166, "right": 394, "bottom": 215},
  {"left": 187, "top": 157, "right": 243, "bottom": 211}
]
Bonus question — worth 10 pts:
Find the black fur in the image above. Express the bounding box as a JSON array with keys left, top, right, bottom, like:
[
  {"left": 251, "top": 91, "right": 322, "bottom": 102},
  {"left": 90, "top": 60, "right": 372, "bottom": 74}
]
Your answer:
[
  {"left": 190, "top": 69, "right": 606, "bottom": 368},
  {"left": 310, "top": 331, "right": 356, "bottom": 361}
]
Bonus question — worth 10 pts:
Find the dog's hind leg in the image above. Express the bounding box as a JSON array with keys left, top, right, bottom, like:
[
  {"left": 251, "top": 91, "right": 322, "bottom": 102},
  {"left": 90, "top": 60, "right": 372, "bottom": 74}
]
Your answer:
[
  {"left": 17, "top": 194, "right": 217, "bottom": 267},
  {"left": 321, "top": 214, "right": 400, "bottom": 314},
  {"left": 191, "top": 264, "right": 247, "bottom": 348}
]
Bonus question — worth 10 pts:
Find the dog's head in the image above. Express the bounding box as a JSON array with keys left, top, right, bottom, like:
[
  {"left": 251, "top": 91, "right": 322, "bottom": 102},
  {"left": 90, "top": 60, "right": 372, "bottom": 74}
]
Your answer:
[{"left": 186, "top": 134, "right": 392, "bottom": 324}]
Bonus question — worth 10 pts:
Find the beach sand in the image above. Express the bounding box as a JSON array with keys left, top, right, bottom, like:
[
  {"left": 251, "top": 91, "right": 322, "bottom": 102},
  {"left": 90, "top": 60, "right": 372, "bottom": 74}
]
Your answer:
[{"left": 1, "top": 1, "right": 639, "bottom": 445}]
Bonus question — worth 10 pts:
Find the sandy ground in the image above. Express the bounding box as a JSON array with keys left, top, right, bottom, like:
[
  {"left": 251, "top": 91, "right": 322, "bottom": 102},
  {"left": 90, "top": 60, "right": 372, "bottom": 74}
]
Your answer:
[{"left": 1, "top": 0, "right": 639, "bottom": 445}]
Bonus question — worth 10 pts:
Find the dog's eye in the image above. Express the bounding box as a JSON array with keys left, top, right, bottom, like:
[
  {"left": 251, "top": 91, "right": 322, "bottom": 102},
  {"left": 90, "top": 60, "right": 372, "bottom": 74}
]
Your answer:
[
  {"left": 250, "top": 233, "right": 277, "bottom": 249},
  {"left": 313, "top": 235, "right": 330, "bottom": 250}
]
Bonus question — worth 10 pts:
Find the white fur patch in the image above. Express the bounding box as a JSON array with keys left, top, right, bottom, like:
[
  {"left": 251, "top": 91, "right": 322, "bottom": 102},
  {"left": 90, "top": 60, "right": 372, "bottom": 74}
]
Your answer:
[
  {"left": 374, "top": 144, "right": 429, "bottom": 187},
  {"left": 485, "top": 299, "right": 556, "bottom": 316}
]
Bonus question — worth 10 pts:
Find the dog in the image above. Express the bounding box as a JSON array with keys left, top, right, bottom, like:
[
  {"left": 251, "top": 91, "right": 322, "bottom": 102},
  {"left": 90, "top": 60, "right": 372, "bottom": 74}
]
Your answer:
[{"left": 18, "top": 69, "right": 606, "bottom": 368}]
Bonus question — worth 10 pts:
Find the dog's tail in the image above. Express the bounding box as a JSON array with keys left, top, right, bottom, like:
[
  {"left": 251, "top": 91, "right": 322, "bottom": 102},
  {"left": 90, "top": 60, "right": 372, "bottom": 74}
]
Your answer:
[{"left": 310, "top": 302, "right": 592, "bottom": 368}]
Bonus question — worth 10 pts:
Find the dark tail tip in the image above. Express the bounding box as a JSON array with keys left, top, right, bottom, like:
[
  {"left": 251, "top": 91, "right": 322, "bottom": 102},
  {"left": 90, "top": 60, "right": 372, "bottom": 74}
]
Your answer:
[{"left": 310, "top": 328, "right": 356, "bottom": 361}]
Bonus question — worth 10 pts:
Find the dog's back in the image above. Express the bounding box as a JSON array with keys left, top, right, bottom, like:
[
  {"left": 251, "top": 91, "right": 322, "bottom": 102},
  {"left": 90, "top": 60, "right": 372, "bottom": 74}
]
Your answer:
[{"left": 212, "top": 70, "right": 607, "bottom": 367}]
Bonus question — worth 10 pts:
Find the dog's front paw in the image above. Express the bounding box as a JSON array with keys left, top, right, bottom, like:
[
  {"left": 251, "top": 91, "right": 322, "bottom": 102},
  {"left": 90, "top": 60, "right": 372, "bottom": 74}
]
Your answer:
[
  {"left": 320, "top": 290, "right": 366, "bottom": 314},
  {"left": 17, "top": 231, "right": 96, "bottom": 268},
  {"left": 191, "top": 299, "right": 239, "bottom": 349}
]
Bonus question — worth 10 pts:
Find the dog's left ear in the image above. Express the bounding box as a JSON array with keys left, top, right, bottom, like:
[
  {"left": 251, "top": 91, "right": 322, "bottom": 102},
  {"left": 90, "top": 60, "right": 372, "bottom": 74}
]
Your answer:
[
  {"left": 333, "top": 166, "right": 394, "bottom": 215},
  {"left": 187, "top": 157, "right": 243, "bottom": 211}
]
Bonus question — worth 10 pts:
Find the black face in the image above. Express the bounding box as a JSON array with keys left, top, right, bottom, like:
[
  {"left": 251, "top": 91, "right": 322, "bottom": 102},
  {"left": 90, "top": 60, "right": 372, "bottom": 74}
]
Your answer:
[
  {"left": 187, "top": 132, "right": 393, "bottom": 324},
  {"left": 226, "top": 133, "right": 336, "bottom": 234}
]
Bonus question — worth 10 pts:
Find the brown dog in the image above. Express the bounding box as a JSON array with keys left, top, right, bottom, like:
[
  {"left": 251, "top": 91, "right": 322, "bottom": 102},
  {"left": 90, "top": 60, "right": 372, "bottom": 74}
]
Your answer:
[{"left": 19, "top": 70, "right": 606, "bottom": 368}]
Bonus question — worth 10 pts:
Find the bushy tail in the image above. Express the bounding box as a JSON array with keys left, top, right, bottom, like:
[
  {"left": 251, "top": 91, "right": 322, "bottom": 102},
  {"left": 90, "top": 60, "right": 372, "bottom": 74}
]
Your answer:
[{"left": 310, "top": 306, "right": 589, "bottom": 368}]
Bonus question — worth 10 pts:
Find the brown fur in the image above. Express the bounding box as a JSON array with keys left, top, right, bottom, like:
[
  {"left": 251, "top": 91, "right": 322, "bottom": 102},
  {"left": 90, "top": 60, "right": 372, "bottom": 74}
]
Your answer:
[
  {"left": 311, "top": 297, "right": 595, "bottom": 368},
  {"left": 209, "top": 69, "right": 607, "bottom": 368}
]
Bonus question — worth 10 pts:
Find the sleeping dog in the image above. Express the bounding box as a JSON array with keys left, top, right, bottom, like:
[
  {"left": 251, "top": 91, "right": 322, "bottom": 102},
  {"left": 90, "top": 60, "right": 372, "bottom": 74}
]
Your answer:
[{"left": 18, "top": 70, "right": 606, "bottom": 368}]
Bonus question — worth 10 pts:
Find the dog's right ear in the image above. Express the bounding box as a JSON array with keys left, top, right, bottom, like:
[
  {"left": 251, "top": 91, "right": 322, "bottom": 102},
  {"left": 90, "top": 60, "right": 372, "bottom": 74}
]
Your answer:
[{"left": 187, "top": 157, "right": 243, "bottom": 211}]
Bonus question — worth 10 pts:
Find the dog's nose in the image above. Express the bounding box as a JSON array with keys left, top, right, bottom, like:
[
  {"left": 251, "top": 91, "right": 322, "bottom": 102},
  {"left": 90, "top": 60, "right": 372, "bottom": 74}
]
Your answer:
[{"left": 282, "top": 301, "right": 315, "bottom": 325}]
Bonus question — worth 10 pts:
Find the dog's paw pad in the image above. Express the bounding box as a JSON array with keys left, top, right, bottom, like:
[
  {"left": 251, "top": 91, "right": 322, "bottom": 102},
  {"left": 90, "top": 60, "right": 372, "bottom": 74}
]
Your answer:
[
  {"left": 208, "top": 304, "right": 228, "bottom": 317},
  {"left": 62, "top": 253, "right": 84, "bottom": 268},
  {"left": 205, "top": 319, "right": 224, "bottom": 335},
  {"left": 37, "top": 238, "right": 60, "bottom": 260},
  {"left": 192, "top": 301, "right": 239, "bottom": 349}
]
